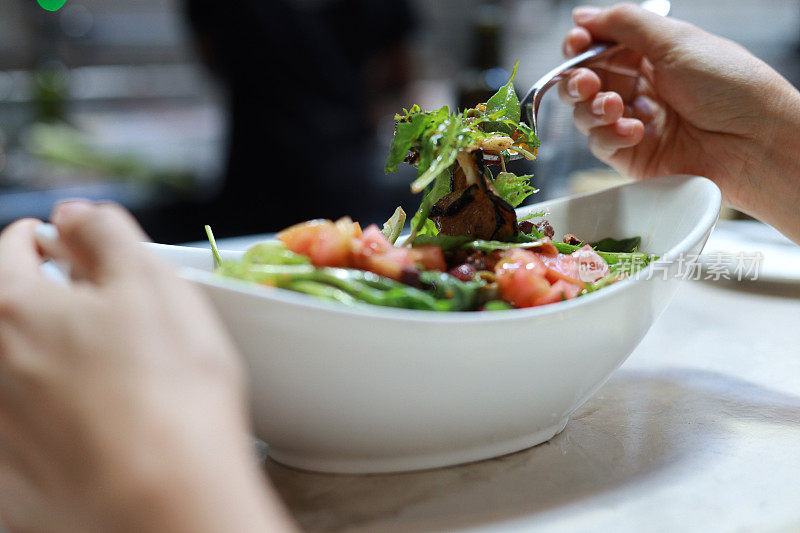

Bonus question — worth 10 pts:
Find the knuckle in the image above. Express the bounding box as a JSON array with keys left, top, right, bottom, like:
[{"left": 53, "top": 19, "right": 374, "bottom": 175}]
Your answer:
[
  {"left": 607, "top": 3, "right": 639, "bottom": 25},
  {"left": 93, "top": 203, "right": 128, "bottom": 228},
  {"left": 573, "top": 107, "right": 591, "bottom": 134}
]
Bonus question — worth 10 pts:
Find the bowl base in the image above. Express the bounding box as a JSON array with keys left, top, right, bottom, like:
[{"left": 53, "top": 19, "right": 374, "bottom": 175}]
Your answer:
[{"left": 267, "top": 417, "right": 569, "bottom": 474}]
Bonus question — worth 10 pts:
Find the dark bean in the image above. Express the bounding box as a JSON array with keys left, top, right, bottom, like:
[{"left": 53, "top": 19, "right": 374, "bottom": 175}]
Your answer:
[
  {"left": 535, "top": 220, "right": 555, "bottom": 239},
  {"left": 519, "top": 221, "right": 534, "bottom": 234},
  {"left": 465, "top": 251, "right": 486, "bottom": 271},
  {"left": 448, "top": 264, "right": 477, "bottom": 282},
  {"left": 400, "top": 268, "right": 423, "bottom": 288}
]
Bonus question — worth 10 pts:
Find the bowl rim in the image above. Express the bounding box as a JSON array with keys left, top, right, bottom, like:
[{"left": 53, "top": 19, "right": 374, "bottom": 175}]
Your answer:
[{"left": 167, "top": 174, "right": 721, "bottom": 324}]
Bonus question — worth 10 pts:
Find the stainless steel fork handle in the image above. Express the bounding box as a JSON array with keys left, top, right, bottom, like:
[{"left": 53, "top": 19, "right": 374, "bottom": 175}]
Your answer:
[{"left": 521, "top": 40, "right": 621, "bottom": 138}]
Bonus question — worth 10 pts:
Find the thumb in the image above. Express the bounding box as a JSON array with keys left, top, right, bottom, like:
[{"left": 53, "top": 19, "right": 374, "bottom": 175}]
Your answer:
[
  {"left": 573, "top": 3, "right": 685, "bottom": 64},
  {"left": 51, "top": 200, "right": 154, "bottom": 284}
]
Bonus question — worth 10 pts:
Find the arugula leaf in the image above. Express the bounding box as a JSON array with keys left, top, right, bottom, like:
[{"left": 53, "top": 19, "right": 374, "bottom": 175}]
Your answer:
[
  {"left": 518, "top": 210, "right": 547, "bottom": 222},
  {"left": 410, "top": 233, "right": 473, "bottom": 251},
  {"left": 385, "top": 116, "right": 426, "bottom": 173},
  {"left": 463, "top": 239, "right": 552, "bottom": 252},
  {"left": 553, "top": 241, "right": 656, "bottom": 266},
  {"left": 493, "top": 172, "right": 537, "bottom": 207},
  {"left": 243, "top": 241, "right": 311, "bottom": 265},
  {"left": 381, "top": 206, "right": 406, "bottom": 244},
  {"left": 485, "top": 62, "right": 521, "bottom": 123},
  {"left": 417, "top": 270, "right": 486, "bottom": 311},
  {"left": 483, "top": 300, "right": 513, "bottom": 311},
  {"left": 408, "top": 171, "right": 452, "bottom": 241},
  {"left": 590, "top": 236, "right": 642, "bottom": 253},
  {"left": 410, "top": 115, "right": 464, "bottom": 193},
  {"left": 385, "top": 105, "right": 450, "bottom": 173}
]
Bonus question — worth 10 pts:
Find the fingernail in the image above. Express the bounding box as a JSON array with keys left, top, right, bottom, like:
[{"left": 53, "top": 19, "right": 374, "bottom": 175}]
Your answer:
[
  {"left": 573, "top": 6, "right": 601, "bottom": 24},
  {"left": 52, "top": 199, "right": 92, "bottom": 223},
  {"left": 592, "top": 94, "right": 608, "bottom": 116},
  {"left": 617, "top": 119, "right": 636, "bottom": 136},
  {"left": 565, "top": 42, "right": 575, "bottom": 57},
  {"left": 567, "top": 77, "right": 580, "bottom": 98}
]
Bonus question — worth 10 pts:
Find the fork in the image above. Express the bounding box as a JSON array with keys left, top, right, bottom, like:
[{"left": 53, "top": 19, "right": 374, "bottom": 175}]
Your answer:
[{"left": 491, "top": 0, "right": 671, "bottom": 162}]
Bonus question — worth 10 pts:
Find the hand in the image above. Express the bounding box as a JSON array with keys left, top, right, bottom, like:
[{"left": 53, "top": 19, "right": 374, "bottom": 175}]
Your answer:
[
  {"left": 559, "top": 3, "right": 800, "bottom": 243},
  {"left": 0, "top": 202, "right": 293, "bottom": 532}
]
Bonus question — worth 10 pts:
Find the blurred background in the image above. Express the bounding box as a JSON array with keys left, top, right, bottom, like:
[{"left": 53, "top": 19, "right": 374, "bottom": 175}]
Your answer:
[{"left": 1, "top": 0, "right": 799, "bottom": 243}]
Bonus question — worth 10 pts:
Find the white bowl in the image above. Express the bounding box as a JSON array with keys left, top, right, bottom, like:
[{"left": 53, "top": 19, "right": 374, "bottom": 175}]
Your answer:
[{"left": 151, "top": 174, "right": 720, "bottom": 473}]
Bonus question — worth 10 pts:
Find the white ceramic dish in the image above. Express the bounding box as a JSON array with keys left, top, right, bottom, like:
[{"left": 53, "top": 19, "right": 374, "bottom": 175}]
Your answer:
[{"left": 149, "top": 174, "right": 721, "bottom": 474}]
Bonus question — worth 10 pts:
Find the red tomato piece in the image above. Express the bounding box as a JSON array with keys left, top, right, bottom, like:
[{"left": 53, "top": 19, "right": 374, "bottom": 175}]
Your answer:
[
  {"left": 410, "top": 245, "right": 447, "bottom": 272},
  {"left": 278, "top": 217, "right": 359, "bottom": 268},
  {"left": 495, "top": 249, "right": 551, "bottom": 308},
  {"left": 538, "top": 252, "right": 580, "bottom": 280},
  {"left": 352, "top": 225, "right": 415, "bottom": 280},
  {"left": 530, "top": 279, "right": 582, "bottom": 306}
]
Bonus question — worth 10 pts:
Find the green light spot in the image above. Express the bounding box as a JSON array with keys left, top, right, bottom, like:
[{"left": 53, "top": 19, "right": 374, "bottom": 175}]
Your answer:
[{"left": 37, "top": 0, "right": 68, "bottom": 11}]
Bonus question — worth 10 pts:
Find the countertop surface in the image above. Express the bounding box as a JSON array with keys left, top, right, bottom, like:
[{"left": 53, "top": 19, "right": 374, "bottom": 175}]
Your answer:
[{"left": 221, "top": 222, "right": 800, "bottom": 532}]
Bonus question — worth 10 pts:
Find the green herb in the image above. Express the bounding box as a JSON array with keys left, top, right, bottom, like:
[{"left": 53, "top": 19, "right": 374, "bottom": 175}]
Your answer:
[
  {"left": 410, "top": 234, "right": 474, "bottom": 251},
  {"left": 410, "top": 115, "right": 465, "bottom": 193},
  {"left": 590, "top": 236, "right": 642, "bottom": 253},
  {"left": 205, "top": 225, "right": 222, "bottom": 268},
  {"left": 418, "top": 270, "right": 486, "bottom": 311},
  {"left": 485, "top": 62, "right": 521, "bottom": 123},
  {"left": 494, "top": 172, "right": 537, "bottom": 207},
  {"left": 385, "top": 67, "right": 540, "bottom": 198},
  {"left": 242, "top": 241, "right": 310, "bottom": 265},
  {"left": 408, "top": 171, "right": 452, "bottom": 241},
  {"left": 553, "top": 241, "right": 656, "bottom": 266},
  {"left": 381, "top": 206, "right": 407, "bottom": 244},
  {"left": 215, "top": 261, "right": 486, "bottom": 312},
  {"left": 483, "top": 300, "right": 514, "bottom": 311}
]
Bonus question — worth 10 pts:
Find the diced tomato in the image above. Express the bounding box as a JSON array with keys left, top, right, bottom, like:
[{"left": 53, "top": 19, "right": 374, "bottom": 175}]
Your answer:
[
  {"left": 495, "top": 249, "right": 551, "bottom": 308},
  {"left": 572, "top": 244, "right": 610, "bottom": 282},
  {"left": 531, "top": 279, "right": 582, "bottom": 306},
  {"left": 352, "top": 225, "right": 415, "bottom": 280},
  {"left": 278, "top": 217, "right": 359, "bottom": 268},
  {"left": 544, "top": 266, "right": 585, "bottom": 289},
  {"left": 538, "top": 252, "right": 580, "bottom": 280},
  {"left": 410, "top": 245, "right": 446, "bottom": 272},
  {"left": 497, "top": 248, "right": 547, "bottom": 276},
  {"left": 352, "top": 224, "right": 390, "bottom": 257},
  {"left": 532, "top": 237, "right": 558, "bottom": 256}
]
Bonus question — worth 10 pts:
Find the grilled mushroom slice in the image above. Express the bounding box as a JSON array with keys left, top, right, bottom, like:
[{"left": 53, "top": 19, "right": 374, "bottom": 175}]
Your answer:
[{"left": 430, "top": 150, "right": 518, "bottom": 240}]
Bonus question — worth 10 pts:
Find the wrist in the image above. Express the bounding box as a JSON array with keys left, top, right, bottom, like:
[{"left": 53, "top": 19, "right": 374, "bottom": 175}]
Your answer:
[
  {"left": 96, "top": 397, "right": 293, "bottom": 532},
  {"left": 743, "top": 80, "right": 800, "bottom": 242}
]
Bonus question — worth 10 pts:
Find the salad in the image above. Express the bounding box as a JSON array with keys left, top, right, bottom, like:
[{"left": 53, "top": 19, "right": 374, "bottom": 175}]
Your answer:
[{"left": 207, "top": 64, "right": 655, "bottom": 311}]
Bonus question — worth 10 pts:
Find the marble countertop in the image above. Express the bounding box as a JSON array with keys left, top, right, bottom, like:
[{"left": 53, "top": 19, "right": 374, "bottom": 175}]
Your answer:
[{"left": 242, "top": 224, "right": 800, "bottom": 532}]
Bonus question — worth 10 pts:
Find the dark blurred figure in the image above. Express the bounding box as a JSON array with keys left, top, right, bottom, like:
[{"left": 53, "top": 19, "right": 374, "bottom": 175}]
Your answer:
[{"left": 184, "top": 0, "right": 415, "bottom": 238}]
